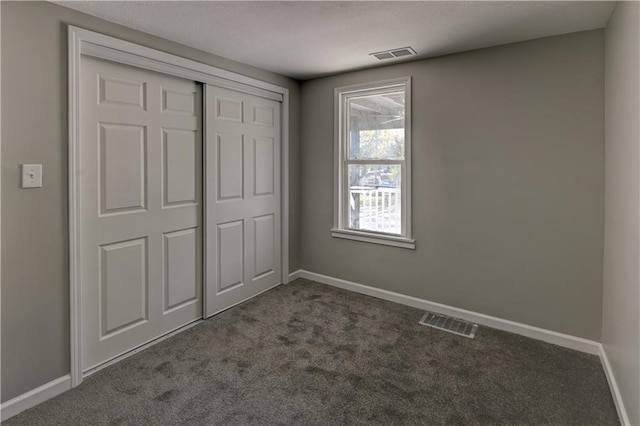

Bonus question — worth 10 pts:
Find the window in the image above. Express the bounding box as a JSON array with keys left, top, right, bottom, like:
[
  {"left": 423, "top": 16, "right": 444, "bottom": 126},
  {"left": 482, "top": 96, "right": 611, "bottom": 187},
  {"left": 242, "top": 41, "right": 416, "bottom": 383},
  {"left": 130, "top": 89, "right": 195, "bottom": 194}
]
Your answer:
[{"left": 332, "top": 78, "right": 415, "bottom": 249}]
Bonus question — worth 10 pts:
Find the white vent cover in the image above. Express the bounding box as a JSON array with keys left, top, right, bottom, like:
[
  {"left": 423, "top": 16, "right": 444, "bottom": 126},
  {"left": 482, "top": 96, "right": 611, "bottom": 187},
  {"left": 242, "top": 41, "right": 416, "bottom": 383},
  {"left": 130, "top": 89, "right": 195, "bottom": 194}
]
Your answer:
[
  {"left": 419, "top": 312, "right": 478, "bottom": 339},
  {"left": 370, "top": 47, "right": 417, "bottom": 61}
]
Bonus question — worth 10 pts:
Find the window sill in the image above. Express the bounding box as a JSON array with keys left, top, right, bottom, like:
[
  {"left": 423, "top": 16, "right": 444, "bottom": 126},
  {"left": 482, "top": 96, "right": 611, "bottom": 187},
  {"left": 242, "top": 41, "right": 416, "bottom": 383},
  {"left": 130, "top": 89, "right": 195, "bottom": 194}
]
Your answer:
[{"left": 331, "top": 228, "right": 416, "bottom": 250}]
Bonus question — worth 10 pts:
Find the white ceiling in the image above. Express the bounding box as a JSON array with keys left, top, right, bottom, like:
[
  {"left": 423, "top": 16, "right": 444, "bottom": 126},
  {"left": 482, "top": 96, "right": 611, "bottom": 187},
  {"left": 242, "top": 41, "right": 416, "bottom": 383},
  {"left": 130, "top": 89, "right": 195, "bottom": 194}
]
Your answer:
[{"left": 55, "top": 1, "right": 616, "bottom": 80}]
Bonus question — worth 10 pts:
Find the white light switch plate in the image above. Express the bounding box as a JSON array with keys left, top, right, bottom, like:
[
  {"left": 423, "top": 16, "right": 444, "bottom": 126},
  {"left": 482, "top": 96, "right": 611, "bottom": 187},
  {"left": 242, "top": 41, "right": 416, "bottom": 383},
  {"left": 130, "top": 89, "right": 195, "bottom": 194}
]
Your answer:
[{"left": 22, "top": 164, "right": 43, "bottom": 188}]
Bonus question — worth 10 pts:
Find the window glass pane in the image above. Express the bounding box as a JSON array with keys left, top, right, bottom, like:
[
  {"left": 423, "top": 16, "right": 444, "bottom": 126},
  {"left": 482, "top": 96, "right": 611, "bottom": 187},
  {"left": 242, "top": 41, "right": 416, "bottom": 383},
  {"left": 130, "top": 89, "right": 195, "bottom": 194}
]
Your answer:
[
  {"left": 348, "top": 91, "right": 405, "bottom": 160},
  {"left": 348, "top": 164, "right": 401, "bottom": 235}
]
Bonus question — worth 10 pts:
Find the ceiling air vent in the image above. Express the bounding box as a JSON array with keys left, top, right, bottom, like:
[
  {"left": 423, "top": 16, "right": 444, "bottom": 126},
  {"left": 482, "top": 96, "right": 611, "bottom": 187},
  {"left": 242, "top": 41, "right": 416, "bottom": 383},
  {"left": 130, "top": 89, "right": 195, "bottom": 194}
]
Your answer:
[{"left": 370, "top": 47, "right": 417, "bottom": 61}]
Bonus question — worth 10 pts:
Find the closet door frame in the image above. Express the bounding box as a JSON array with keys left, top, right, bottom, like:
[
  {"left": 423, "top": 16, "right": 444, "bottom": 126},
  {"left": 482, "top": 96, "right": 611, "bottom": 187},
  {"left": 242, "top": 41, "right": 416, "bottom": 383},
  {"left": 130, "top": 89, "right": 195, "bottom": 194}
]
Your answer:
[{"left": 68, "top": 26, "right": 290, "bottom": 388}]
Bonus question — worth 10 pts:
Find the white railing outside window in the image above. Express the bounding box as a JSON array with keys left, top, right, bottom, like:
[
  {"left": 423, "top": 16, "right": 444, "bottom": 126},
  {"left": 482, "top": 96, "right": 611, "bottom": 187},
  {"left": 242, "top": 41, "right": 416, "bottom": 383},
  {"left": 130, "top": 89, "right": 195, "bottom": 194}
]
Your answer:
[{"left": 349, "top": 187, "right": 401, "bottom": 235}]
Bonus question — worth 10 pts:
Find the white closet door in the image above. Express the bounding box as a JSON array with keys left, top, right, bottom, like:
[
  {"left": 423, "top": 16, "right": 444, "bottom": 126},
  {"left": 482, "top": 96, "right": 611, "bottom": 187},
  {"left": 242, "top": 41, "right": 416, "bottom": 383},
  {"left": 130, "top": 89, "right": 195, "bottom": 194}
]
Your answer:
[
  {"left": 80, "top": 56, "right": 202, "bottom": 371},
  {"left": 205, "top": 85, "right": 281, "bottom": 316}
]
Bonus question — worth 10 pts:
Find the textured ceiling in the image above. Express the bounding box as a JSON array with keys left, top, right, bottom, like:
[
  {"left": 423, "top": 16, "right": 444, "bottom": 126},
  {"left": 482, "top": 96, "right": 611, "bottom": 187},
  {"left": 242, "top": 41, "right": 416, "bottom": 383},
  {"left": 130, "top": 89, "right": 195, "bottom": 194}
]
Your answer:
[{"left": 55, "top": 1, "right": 616, "bottom": 80}]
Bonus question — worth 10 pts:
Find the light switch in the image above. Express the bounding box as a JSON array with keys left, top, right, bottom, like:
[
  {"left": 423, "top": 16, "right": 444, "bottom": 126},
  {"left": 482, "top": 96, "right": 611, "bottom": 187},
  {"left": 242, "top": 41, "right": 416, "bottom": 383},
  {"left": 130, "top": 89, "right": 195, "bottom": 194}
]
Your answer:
[{"left": 22, "top": 164, "right": 43, "bottom": 188}]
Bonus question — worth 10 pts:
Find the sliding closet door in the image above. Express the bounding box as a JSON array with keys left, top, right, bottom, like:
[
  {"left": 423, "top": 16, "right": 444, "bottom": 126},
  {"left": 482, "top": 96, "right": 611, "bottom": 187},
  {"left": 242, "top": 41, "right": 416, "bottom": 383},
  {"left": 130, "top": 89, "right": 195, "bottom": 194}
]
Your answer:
[
  {"left": 205, "top": 85, "right": 281, "bottom": 316},
  {"left": 80, "top": 56, "right": 202, "bottom": 371}
]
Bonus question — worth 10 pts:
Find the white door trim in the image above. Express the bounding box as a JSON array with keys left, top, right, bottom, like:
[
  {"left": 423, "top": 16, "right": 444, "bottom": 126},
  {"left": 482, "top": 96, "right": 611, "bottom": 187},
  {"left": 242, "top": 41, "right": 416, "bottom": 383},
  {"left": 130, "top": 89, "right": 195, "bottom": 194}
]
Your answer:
[
  {"left": 68, "top": 26, "right": 290, "bottom": 388},
  {"left": 0, "top": 2, "right": 3, "bottom": 407}
]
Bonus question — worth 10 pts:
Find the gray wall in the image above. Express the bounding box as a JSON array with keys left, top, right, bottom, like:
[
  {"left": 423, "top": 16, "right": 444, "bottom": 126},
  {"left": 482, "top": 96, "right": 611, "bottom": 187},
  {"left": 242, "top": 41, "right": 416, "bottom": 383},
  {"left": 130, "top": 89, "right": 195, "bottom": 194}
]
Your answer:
[
  {"left": 603, "top": 2, "right": 640, "bottom": 424},
  {"left": 0, "top": 1, "right": 301, "bottom": 402},
  {"left": 300, "top": 30, "right": 605, "bottom": 341}
]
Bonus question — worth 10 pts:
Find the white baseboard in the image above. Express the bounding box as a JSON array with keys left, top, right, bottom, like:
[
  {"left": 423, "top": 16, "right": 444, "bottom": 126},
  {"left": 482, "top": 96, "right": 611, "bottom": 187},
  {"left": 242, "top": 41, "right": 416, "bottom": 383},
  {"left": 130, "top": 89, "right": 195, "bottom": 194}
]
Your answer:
[
  {"left": 599, "top": 345, "right": 631, "bottom": 426},
  {"left": 288, "top": 269, "right": 303, "bottom": 281},
  {"left": 297, "top": 270, "right": 601, "bottom": 355},
  {"left": 0, "top": 375, "right": 71, "bottom": 421}
]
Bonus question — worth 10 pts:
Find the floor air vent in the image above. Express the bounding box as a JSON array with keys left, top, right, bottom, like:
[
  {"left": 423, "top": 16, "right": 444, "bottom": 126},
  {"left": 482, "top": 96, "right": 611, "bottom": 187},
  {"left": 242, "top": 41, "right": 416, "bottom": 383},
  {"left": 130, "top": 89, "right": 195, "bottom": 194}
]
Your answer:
[{"left": 419, "top": 312, "right": 478, "bottom": 339}]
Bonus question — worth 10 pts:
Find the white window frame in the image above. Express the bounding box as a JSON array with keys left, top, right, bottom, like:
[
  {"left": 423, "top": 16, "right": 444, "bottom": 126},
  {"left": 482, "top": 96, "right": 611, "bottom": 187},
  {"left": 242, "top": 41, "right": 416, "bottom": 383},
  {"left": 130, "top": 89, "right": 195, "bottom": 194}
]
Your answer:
[{"left": 332, "top": 77, "right": 415, "bottom": 250}]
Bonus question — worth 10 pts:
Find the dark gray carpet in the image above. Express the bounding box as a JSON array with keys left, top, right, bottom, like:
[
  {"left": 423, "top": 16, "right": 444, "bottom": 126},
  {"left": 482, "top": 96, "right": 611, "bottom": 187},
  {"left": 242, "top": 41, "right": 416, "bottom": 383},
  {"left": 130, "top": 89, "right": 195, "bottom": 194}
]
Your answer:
[{"left": 4, "top": 279, "right": 618, "bottom": 425}]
